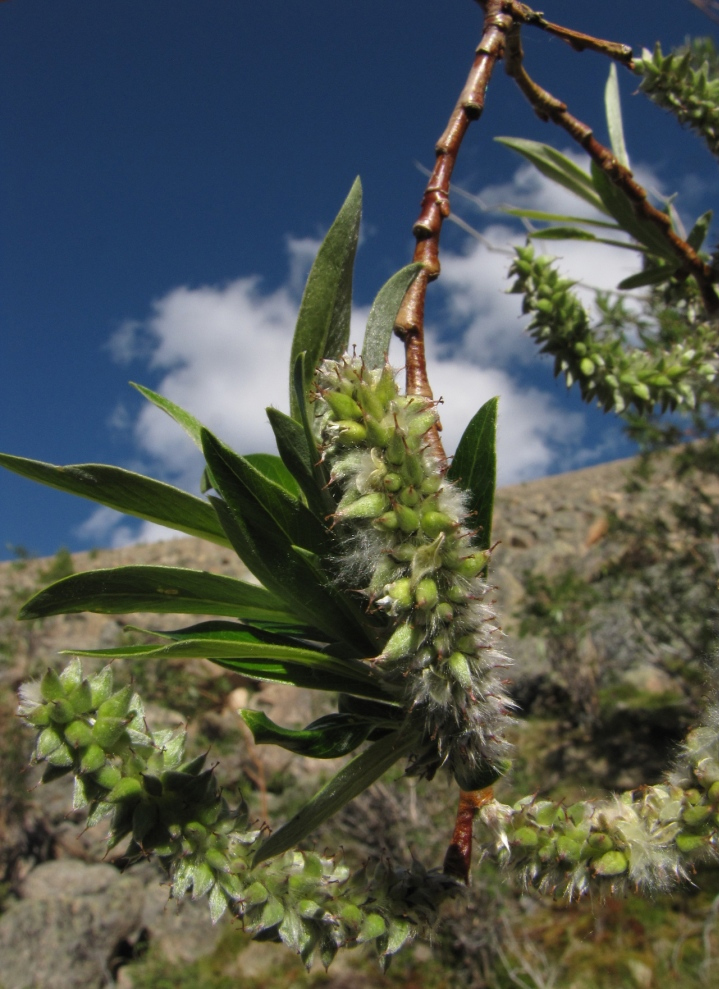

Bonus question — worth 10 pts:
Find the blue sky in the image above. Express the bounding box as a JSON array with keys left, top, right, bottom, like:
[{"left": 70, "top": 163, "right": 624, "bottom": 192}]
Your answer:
[{"left": 2, "top": 0, "right": 718, "bottom": 559}]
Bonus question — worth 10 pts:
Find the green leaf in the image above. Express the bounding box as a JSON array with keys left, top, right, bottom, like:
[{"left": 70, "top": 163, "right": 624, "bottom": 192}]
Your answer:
[
  {"left": 18, "top": 566, "right": 297, "bottom": 623},
  {"left": 528, "top": 228, "right": 647, "bottom": 252},
  {"left": 291, "top": 351, "right": 335, "bottom": 506},
  {"left": 589, "top": 161, "right": 677, "bottom": 262},
  {"left": 447, "top": 397, "right": 498, "bottom": 551},
  {"left": 201, "top": 429, "right": 330, "bottom": 554},
  {"left": 361, "top": 263, "right": 422, "bottom": 370},
  {"left": 252, "top": 727, "right": 418, "bottom": 865},
  {"left": 289, "top": 178, "right": 362, "bottom": 421},
  {"left": 266, "top": 407, "right": 335, "bottom": 518},
  {"left": 495, "top": 137, "right": 607, "bottom": 214},
  {"left": 208, "top": 492, "right": 374, "bottom": 651},
  {"left": 605, "top": 64, "right": 630, "bottom": 168},
  {"left": 240, "top": 710, "right": 374, "bottom": 759},
  {"left": 131, "top": 383, "right": 205, "bottom": 449},
  {"left": 243, "top": 453, "right": 301, "bottom": 500},
  {"left": 528, "top": 226, "right": 599, "bottom": 241},
  {"left": 66, "top": 626, "right": 391, "bottom": 701},
  {"left": 501, "top": 207, "right": 620, "bottom": 229},
  {"left": 0, "top": 454, "right": 229, "bottom": 547},
  {"left": 617, "top": 264, "right": 679, "bottom": 290},
  {"left": 687, "top": 209, "right": 713, "bottom": 251},
  {"left": 200, "top": 429, "right": 357, "bottom": 642}
]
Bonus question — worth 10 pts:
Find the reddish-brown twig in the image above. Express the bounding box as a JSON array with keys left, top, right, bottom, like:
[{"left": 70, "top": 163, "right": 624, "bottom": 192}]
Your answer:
[
  {"left": 503, "top": 24, "right": 719, "bottom": 314},
  {"left": 475, "top": 0, "right": 634, "bottom": 63},
  {"left": 443, "top": 787, "right": 495, "bottom": 882},
  {"left": 394, "top": 0, "right": 513, "bottom": 439}
]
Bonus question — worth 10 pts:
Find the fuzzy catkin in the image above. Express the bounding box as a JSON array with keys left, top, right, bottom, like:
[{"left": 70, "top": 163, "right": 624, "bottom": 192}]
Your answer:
[{"left": 313, "top": 356, "right": 514, "bottom": 789}]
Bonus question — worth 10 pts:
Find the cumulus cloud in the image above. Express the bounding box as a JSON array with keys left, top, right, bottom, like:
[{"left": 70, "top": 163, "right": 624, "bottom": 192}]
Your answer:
[{"left": 83, "top": 152, "right": 656, "bottom": 547}]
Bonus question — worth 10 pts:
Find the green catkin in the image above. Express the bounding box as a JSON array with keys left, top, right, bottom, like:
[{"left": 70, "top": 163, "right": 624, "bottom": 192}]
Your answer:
[
  {"left": 314, "top": 356, "right": 514, "bottom": 787},
  {"left": 17, "top": 661, "right": 459, "bottom": 965},
  {"left": 476, "top": 703, "right": 719, "bottom": 899}
]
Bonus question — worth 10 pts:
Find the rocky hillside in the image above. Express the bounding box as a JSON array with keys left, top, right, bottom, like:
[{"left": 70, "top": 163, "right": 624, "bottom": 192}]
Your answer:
[{"left": 1, "top": 444, "right": 717, "bottom": 989}]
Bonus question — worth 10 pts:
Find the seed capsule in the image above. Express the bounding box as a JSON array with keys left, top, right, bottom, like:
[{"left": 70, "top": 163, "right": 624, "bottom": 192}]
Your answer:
[
  {"left": 325, "top": 391, "right": 363, "bottom": 421},
  {"left": 48, "top": 698, "right": 76, "bottom": 724},
  {"left": 336, "top": 492, "right": 388, "bottom": 520},
  {"left": 64, "top": 719, "right": 95, "bottom": 749},
  {"left": 420, "top": 474, "right": 442, "bottom": 495},
  {"left": 68, "top": 680, "right": 94, "bottom": 714},
  {"left": 386, "top": 578, "right": 413, "bottom": 610},
  {"left": 93, "top": 763, "right": 122, "bottom": 790},
  {"left": 364, "top": 416, "right": 393, "bottom": 447},
  {"left": 336, "top": 420, "right": 367, "bottom": 446},
  {"left": 92, "top": 716, "right": 129, "bottom": 749},
  {"left": 453, "top": 550, "right": 491, "bottom": 579},
  {"left": 420, "top": 511, "right": 455, "bottom": 538},
  {"left": 415, "top": 578, "right": 439, "bottom": 610},
  {"left": 382, "top": 472, "right": 403, "bottom": 493},
  {"left": 398, "top": 485, "right": 420, "bottom": 507},
  {"left": 106, "top": 776, "right": 144, "bottom": 803},
  {"left": 394, "top": 504, "right": 420, "bottom": 534},
  {"left": 80, "top": 743, "right": 107, "bottom": 774},
  {"left": 357, "top": 383, "right": 385, "bottom": 421},
  {"left": 89, "top": 667, "right": 114, "bottom": 708},
  {"left": 587, "top": 833, "right": 614, "bottom": 853},
  {"left": 592, "top": 850, "right": 628, "bottom": 876},
  {"left": 24, "top": 706, "right": 51, "bottom": 728},
  {"left": 40, "top": 669, "right": 66, "bottom": 702},
  {"left": 373, "top": 510, "right": 399, "bottom": 531},
  {"left": 682, "top": 804, "right": 712, "bottom": 827},
  {"left": 380, "top": 622, "right": 419, "bottom": 662},
  {"left": 447, "top": 652, "right": 473, "bottom": 690},
  {"left": 98, "top": 685, "right": 133, "bottom": 719},
  {"left": 386, "top": 431, "right": 406, "bottom": 466},
  {"left": 36, "top": 726, "right": 65, "bottom": 759},
  {"left": 401, "top": 454, "right": 424, "bottom": 487},
  {"left": 406, "top": 410, "right": 437, "bottom": 441}
]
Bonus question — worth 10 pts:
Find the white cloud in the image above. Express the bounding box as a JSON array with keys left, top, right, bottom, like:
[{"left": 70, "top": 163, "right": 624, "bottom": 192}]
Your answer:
[
  {"left": 75, "top": 505, "right": 177, "bottom": 550},
  {"left": 86, "top": 152, "right": 657, "bottom": 547}
]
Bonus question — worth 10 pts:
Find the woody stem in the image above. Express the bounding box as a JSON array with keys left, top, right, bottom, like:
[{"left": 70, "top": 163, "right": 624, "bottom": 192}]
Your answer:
[
  {"left": 394, "top": 0, "right": 514, "bottom": 462},
  {"left": 503, "top": 22, "right": 719, "bottom": 314}
]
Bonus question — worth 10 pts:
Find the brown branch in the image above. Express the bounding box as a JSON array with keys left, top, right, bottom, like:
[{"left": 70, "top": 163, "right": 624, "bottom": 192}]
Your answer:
[
  {"left": 394, "top": 0, "right": 514, "bottom": 445},
  {"left": 478, "top": 0, "right": 634, "bottom": 64},
  {"left": 503, "top": 24, "right": 719, "bottom": 315},
  {"left": 443, "top": 787, "right": 494, "bottom": 883}
]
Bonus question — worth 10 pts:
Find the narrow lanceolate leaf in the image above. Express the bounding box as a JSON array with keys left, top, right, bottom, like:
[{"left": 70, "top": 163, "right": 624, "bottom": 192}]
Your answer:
[
  {"left": 241, "top": 710, "right": 374, "bottom": 759},
  {"left": 202, "top": 430, "right": 372, "bottom": 649},
  {"left": 65, "top": 627, "right": 390, "bottom": 700},
  {"left": 0, "top": 455, "right": 229, "bottom": 547},
  {"left": 528, "top": 228, "right": 643, "bottom": 251},
  {"left": 501, "top": 207, "right": 620, "bottom": 229},
  {"left": 291, "top": 351, "right": 335, "bottom": 508},
  {"left": 18, "top": 566, "right": 297, "bottom": 624},
  {"left": 253, "top": 728, "right": 418, "bottom": 865},
  {"left": 687, "top": 209, "right": 713, "bottom": 251},
  {"left": 604, "top": 64, "right": 630, "bottom": 168},
  {"left": 589, "top": 161, "right": 677, "bottom": 263},
  {"left": 209, "top": 495, "right": 371, "bottom": 650},
  {"left": 289, "top": 178, "right": 362, "bottom": 421},
  {"left": 266, "top": 407, "right": 335, "bottom": 518},
  {"left": 200, "top": 429, "right": 330, "bottom": 555},
  {"left": 447, "top": 397, "right": 498, "bottom": 551},
  {"left": 495, "top": 137, "right": 607, "bottom": 214},
  {"left": 617, "top": 264, "right": 679, "bottom": 291},
  {"left": 131, "top": 383, "right": 205, "bottom": 449},
  {"left": 362, "top": 263, "right": 422, "bottom": 370},
  {"left": 243, "top": 453, "right": 301, "bottom": 500}
]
